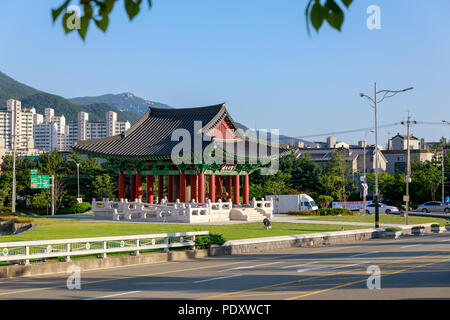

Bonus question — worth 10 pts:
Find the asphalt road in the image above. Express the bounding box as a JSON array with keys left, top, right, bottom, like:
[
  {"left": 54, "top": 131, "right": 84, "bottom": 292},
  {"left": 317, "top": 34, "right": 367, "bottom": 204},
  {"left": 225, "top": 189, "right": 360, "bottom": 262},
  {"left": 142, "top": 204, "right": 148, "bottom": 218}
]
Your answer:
[{"left": 0, "top": 232, "right": 449, "bottom": 300}]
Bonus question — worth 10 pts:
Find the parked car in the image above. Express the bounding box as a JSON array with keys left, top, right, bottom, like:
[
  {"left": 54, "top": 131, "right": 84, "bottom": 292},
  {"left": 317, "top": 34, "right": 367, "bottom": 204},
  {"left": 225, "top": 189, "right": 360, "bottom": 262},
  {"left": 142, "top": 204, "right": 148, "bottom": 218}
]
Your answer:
[
  {"left": 365, "top": 203, "right": 399, "bottom": 214},
  {"left": 417, "top": 201, "right": 450, "bottom": 213}
]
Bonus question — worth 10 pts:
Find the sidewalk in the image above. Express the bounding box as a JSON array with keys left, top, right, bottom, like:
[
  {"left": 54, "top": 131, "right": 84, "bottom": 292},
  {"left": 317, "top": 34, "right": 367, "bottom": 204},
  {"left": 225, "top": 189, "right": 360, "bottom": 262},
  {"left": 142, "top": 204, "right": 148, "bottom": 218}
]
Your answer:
[{"left": 272, "top": 215, "right": 405, "bottom": 228}]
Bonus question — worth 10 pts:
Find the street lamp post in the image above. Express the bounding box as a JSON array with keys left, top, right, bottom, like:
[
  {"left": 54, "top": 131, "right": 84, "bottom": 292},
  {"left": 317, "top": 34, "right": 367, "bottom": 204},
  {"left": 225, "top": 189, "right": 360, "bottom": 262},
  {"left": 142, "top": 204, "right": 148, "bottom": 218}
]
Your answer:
[
  {"left": 360, "top": 83, "right": 413, "bottom": 228},
  {"left": 76, "top": 163, "right": 80, "bottom": 200}
]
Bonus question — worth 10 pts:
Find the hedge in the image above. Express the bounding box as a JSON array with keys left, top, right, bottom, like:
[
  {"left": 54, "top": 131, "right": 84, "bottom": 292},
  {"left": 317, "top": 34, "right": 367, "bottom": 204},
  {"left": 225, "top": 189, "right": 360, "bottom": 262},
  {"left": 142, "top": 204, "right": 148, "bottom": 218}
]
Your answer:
[
  {"left": 195, "top": 234, "right": 226, "bottom": 249},
  {"left": 0, "top": 216, "right": 34, "bottom": 224},
  {"left": 287, "top": 208, "right": 358, "bottom": 216},
  {"left": 57, "top": 202, "right": 92, "bottom": 214}
]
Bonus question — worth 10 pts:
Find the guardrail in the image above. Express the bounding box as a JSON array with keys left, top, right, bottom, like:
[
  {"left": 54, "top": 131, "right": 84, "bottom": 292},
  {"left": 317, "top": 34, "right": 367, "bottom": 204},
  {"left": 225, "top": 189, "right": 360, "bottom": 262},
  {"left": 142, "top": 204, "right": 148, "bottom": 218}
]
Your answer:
[{"left": 0, "top": 231, "right": 209, "bottom": 265}]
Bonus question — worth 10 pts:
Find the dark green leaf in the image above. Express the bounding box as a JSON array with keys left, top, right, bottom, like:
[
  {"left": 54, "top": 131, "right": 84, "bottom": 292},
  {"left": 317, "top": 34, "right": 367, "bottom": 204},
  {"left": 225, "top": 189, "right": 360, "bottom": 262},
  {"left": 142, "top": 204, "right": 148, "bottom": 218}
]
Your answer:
[
  {"left": 77, "top": 16, "right": 91, "bottom": 41},
  {"left": 325, "top": 0, "right": 344, "bottom": 31},
  {"left": 125, "top": 0, "right": 141, "bottom": 20},
  {"left": 341, "top": 0, "right": 352, "bottom": 8},
  {"left": 95, "top": 15, "right": 109, "bottom": 32},
  {"left": 310, "top": 2, "right": 325, "bottom": 32},
  {"left": 52, "top": 0, "right": 71, "bottom": 22},
  {"left": 62, "top": 11, "right": 77, "bottom": 34}
]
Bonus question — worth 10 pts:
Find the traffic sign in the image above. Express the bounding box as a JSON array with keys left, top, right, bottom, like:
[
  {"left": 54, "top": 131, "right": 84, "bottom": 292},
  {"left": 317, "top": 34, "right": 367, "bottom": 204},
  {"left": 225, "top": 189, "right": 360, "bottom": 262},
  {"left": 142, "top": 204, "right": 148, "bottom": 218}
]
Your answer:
[
  {"left": 30, "top": 175, "right": 50, "bottom": 189},
  {"left": 30, "top": 169, "right": 38, "bottom": 175}
]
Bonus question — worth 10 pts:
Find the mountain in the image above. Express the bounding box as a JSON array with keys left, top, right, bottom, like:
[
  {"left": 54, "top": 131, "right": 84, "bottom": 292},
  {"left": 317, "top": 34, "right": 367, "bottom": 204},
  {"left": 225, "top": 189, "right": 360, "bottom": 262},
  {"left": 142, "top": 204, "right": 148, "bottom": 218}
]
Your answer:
[
  {"left": 0, "top": 71, "right": 140, "bottom": 123},
  {"left": 235, "top": 121, "right": 311, "bottom": 146},
  {"left": 70, "top": 92, "right": 171, "bottom": 114},
  {"left": 0, "top": 71, "right": 307, "bottom": 145}
]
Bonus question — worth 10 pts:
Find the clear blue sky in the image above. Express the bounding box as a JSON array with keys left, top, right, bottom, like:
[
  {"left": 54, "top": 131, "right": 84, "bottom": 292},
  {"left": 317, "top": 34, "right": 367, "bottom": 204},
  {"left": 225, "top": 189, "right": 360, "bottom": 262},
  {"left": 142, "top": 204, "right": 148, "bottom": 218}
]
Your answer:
[{"left": 1, "top": 0, "right": 449, "bottom": 146}]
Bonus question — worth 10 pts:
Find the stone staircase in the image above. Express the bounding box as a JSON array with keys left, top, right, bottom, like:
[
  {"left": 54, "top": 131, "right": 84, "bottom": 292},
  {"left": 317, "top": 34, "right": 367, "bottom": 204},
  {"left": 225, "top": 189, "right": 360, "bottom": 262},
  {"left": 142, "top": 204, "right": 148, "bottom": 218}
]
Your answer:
[{"left": 230, "top": 207, "right": 266, "bottom": 222}]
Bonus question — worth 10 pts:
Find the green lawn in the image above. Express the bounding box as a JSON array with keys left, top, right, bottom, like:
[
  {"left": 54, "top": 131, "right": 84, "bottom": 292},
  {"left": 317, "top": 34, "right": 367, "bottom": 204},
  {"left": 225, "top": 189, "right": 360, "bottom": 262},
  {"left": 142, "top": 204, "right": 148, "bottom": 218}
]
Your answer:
[
  {"left": 0, "top": 217, "right": 367, "bottom": 242},
  {"left": 298, "top": 214, "right": 449, "bottom": 225}
]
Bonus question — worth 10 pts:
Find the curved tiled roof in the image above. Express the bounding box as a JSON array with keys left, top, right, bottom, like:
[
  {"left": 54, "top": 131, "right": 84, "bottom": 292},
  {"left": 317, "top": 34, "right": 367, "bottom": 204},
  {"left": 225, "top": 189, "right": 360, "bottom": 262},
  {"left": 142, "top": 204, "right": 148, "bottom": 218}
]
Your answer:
[{"left": 74, "top": 103, "right": 242, "bottom": 159}]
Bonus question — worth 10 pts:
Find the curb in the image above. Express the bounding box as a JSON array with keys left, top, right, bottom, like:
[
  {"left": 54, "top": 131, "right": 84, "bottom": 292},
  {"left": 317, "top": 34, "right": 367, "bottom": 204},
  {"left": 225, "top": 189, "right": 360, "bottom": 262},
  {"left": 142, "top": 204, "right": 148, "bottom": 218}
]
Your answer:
[
  {"left": 1, "top": 223, "right": 447, "bottom": 279},
  {"left": 0, "top": 249, "right": 208, "bottom": 279}
]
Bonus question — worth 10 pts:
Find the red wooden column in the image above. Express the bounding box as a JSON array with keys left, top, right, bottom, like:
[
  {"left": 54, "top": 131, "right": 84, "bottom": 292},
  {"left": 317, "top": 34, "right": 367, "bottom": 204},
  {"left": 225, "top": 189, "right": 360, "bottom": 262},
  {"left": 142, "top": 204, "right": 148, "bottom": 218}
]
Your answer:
[
  {"left": 136, "top": 173, "right": 143, "bottom": 201},
  {"left": 233, "top": 174, "right": 240, "bottom": 205},
  {"left": 180, "top": 172, "right": 186, "bottom": 202},
  {"left": 147, "top": 175, "right": 154, "bottom": 204},
  {"left": 216, "top": 176, "right": 223, "bottom": 200},
  {"left": 209, "top": 173, "right": 216, "bottom": 203},
  {"left": 190, "top": 174, "right": 197, "bottom": 202},
  {"left": 168, "top": 175, "right": 174, "bottom": 202},
  {"left": 198, "top": 172, "right": 205, "bottom": 203},
  {"left": 118, "top": 171, "right": 125, "bottom": 200},
  {"left": 243, "top": 173, "right": 250, "bottom": 205},
  {"left": 130, "top": 175, "right": 136, "bottom": 201},
  {"left": 158, "top": 175, "right": 164, "bottom": 203},
  {"left": 226, "top": 176, "right": 232, "bottom": 201}
]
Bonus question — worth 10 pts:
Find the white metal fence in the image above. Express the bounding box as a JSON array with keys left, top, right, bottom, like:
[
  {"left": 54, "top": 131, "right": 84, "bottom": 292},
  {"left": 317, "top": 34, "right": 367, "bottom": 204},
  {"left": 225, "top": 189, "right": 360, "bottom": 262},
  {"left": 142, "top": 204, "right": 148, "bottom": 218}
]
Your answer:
[{"left": 0, "top": 231, "right": 209, "bottom": 265}]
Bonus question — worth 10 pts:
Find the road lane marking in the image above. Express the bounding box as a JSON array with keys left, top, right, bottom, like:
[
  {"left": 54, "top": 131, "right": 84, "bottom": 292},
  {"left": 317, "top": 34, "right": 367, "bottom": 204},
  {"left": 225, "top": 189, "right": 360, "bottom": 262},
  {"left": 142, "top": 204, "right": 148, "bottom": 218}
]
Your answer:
[
  {"left": 194, "top": 274, "right": 244, "bottom": 284},
  {"left": 0, "top": 244, "right": 358, "bottom": 297},
  {"left": 297, "top": 262, "right": 368, "bottom": 273},
  {"left": 219, "top": 261, "right": 283, "bottom": 272},
  {"left": 285, "top": 255, "right": 450, "bottom": 300},
  {"left": 84, "top": 291, "right": 141, "bottom": 300},
  {"left": 438, "top": 239, "right": 450, "bottom": 242},
  {"left": 349, "top": 251, "right": 380, "bottom": 258},
  {"left": 400, "top": 244, "right": 419, "bottom": 249},
  {"left": 197, "top": 251, "right": 445, "bottom": 300},
  {"left": 281, "top": 261, "right": 320, "bottom": 269}
]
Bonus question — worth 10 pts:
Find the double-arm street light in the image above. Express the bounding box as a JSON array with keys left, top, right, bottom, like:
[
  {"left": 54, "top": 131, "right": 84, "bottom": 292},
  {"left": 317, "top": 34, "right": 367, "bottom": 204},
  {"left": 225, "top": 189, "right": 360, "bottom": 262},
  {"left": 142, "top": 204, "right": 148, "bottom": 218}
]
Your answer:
[{"left": 360, "top": 83, "right": 414, "bottom": 228}]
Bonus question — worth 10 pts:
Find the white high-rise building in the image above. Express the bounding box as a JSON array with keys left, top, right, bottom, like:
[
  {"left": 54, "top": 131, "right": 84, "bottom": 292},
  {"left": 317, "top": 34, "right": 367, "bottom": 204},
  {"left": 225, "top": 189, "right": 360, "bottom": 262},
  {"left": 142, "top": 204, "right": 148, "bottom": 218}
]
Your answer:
[
  {"left": 0, "top": 99, "right": 133, "bottom": 155},
  {"left": 106, "top": 111, "right": 117, "bottom": 137},
  {"left": 44, "top": 108, "right": 54, "bottom": 123},
  {"left": 33, "top": 123, "right": 58, "bottom": 152},
  {"left": 78, "top": 112, "right": 89, "bottom": 141}
]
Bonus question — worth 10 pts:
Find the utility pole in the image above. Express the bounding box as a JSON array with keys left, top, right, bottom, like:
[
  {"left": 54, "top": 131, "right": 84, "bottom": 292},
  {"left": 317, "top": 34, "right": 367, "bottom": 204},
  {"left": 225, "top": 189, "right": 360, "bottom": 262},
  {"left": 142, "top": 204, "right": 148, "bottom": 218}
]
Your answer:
[
  {"left": 373, "top": 83, "right": 380, "bottom": 228},
  {"left": 51, "top": 175, "right": 55, "bottom": 216},
  {"left": 402, "top": 113, "right": 416, "bottom": 225},
  {"left": 442, "top": 147, "right": 445, "bottom": 203},
  {"left": 360, "top": 84, "right": 413, "bottom": 229},
  {"left": 405, "top": 112, "right": 411, "bottom": 225},
  {"left": 11, "top": 105, "right": 17, "bottom": 216}
]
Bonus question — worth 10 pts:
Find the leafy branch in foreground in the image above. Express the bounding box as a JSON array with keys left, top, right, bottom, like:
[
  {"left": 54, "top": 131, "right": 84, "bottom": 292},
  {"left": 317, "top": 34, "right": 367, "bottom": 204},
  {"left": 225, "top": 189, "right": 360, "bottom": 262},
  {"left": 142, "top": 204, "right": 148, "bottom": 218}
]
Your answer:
[
  {"left": 52, "top": 0, "right": 152, "bottom": 40},
  {"left": 53, "top": 0, "right": 352, "bottom": 41},
  {"left": 305, "top": 0, "right": 353, "bottom": 35}
]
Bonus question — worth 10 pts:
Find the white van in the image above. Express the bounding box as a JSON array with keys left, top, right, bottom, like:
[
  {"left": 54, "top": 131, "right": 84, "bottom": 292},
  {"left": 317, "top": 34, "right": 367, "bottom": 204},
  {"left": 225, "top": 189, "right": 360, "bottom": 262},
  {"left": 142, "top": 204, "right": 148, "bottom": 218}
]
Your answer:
[{"left": 265, "top": 194, "right": 319, "bottom": 214}]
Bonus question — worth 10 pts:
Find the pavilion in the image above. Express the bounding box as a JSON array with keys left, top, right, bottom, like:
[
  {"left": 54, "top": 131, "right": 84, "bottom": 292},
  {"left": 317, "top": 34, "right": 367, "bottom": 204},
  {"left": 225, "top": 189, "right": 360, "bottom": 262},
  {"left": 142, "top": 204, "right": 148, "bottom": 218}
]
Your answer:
[{"left": 74, "top": 103, "right": 290, "bottom": 214}]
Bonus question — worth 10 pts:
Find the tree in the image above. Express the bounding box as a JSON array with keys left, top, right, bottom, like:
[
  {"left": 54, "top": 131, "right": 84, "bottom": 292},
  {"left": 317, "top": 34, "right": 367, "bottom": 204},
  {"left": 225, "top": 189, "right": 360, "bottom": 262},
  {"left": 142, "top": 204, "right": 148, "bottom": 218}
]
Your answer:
[
  {"left": 32, "top": 191, "right": 51, "bottom": 210},
  {"left": 319, "top": 151, "right": 355, "bottom": 202},
  {"left": 52, "top": 0, "right": 353, "bottom": 41},
  {"left": 316, "top": 195, "right": 333, "bottom": 208},
  {"left": 280, "top": 153, "right": 321, "bottom": 197},
  {"left": 92, "top": 174, "right": 116, "bottom": 199},
  {"left": 410, "top": 158, "right": 442, "bottom": 203}
]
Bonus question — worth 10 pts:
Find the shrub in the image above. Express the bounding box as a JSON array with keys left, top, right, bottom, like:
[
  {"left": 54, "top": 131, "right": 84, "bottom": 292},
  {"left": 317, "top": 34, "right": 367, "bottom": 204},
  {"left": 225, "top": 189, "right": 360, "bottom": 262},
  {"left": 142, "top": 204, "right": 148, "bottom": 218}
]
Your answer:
[
  {"left": 431, "top": 224, "right": 440, "bottom": 228},
  {"left": 0, "top": 207, "right": 13, "bottom": 217},
  {"left": 288, "top": 208, "right": 356, "bottom": 216},
  {"left": 195, "top": 234, "right": 226, "bottom": 249},
  {"left": 57, "top": 202, "right": 92, "bottom": 214},
  {"left": 411, "top": 225, "right": 425, "bottom": 230},
  {"left": 316, "top": 195, "right": 334, "bottom": 208},
  {"left": 385, "top": 227, "right": 402, "bottom": 232},
  {"left": 0, "top": 216, "right": 34, "bottom": 224}
]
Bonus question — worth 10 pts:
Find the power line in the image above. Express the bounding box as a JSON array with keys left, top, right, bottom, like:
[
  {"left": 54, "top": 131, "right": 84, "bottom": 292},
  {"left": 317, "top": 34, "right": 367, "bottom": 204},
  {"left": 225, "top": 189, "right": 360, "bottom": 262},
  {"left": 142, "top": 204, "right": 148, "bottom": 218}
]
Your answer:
[
  {"left": 293, "top": 120, "right": 450, "bottom": 140},
  {"left": 294, "top": 122, "right": 401, "bottom": 139}
]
